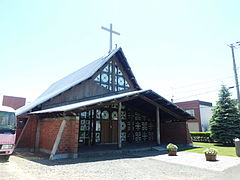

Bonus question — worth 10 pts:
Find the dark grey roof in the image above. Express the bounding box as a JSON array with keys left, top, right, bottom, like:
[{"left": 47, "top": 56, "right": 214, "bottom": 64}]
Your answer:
[{"left": 16, "top": 47, "right": 140, "bottom": 116}]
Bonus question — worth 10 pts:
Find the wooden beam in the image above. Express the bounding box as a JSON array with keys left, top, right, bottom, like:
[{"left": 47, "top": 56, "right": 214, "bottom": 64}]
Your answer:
[
  {"left": 156, "top": 107, "right": 161, "bottom": 145},
  {"left": 139, "top": 95, "right": 184, "bottom": 120},
  {"left": 71, "top": 95, "right": 139, "bottom": 113},
  {"left": 49, "top": 119, "right": 67, "bottom": 160},
  {"left": 118, "top": 102, "right": 122, "bottom": 149}
]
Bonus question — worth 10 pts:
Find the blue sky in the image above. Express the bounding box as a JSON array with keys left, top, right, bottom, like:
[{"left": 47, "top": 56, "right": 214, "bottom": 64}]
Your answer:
[{"left": 0, "top": 0, "right": 240, "bottom": 105}]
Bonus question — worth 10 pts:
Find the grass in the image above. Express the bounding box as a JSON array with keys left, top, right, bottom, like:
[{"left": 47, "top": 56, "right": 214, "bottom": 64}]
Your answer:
[{"left": 182, "top": 142, "right": 238, "bottom": 157}]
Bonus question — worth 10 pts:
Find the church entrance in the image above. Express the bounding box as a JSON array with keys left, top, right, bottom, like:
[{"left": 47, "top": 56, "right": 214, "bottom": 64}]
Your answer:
[
  {"left": 78, "top": 103, "right": 156, "bottom": 148},
  {"left": 78, "top": 107, "right": 120, "bottom": 146},
  {"left": 101, "top": 119, "right": 118, "bottom": 143}
]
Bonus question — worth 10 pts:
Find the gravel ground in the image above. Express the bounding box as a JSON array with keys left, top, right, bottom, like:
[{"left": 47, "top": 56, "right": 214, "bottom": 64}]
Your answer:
[{"left": 0, "top": 151, "right": 239, "bottom": 180}]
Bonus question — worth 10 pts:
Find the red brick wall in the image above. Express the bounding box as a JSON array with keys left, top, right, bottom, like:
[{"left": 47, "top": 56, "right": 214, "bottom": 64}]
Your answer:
[
  {"left": 39, "top": 118, "right": 62, "bottom": 152},
  {"left": 17, "top": 116, "right": 79, "bottom": 155},
  {"left": 58, "top": 117, "right": 79, "bottom": 154},
  {"left": 17, "top": 116, "right": 38, "bottom": 148},
  {"left": 175, "top": 100, "right": 202, "bottom": 131},
  {"left": 161, "top": 122, "right": 192, "bottom": 144},
  {"left": 39, "top": 116, "right": 79, "bottom": 154}
]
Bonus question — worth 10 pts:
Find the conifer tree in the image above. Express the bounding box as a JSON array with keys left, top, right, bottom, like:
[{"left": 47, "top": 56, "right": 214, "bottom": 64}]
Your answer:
[{"left": 210, "top": 85, "right": 240, "bottom": 144}]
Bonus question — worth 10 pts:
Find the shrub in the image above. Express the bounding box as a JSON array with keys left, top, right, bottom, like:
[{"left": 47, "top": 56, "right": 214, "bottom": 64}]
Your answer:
[
  {"left": 190, "top": 132, "right": 213, "bottom": 142},
  {"left": 210, "top": 85, "right": 240, "bottom": 144},
  {"left": 166, "top": 143, "right": 178, "bottom": 151},
  {"left": 204, "top": 148, "right": 218, "bottom": 155}
]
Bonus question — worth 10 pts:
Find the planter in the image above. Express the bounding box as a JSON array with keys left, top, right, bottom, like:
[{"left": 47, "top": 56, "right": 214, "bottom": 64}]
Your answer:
[
  {"left": 168, "top": 150, "right": 177, "bottom": 156},
  {"left": 205, "top": 154, "right": 216, "bottom": 161}
]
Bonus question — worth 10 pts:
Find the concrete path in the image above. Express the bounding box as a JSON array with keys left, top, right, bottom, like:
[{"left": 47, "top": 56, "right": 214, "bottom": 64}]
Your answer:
[
  {"left": 150, "top": 151, "right": 240, "bottom": 171},
  {"left": 1, "top": 150, "right": 240, "bottom": 179}
]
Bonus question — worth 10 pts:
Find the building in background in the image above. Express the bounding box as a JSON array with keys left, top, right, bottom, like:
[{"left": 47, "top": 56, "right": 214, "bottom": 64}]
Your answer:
[
  {"left": 2, "top": 95, "right": 26, "bottom": 110},
  {"left": 175, "top": 100, "right": 213, "bottom": 132}
]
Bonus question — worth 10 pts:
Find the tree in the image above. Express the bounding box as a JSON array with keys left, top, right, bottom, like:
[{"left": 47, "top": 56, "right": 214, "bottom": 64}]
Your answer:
[{"left": 210, "top": 85, "right": 240, "bottom": 144}]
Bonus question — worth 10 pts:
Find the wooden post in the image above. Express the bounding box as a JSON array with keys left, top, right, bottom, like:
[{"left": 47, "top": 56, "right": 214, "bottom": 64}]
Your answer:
[
  {"left": 92, "top": 109, "right": 96, "bottom": 145},
  {"left": 35, "top": 119, "right": 40, "bottom": 152},
  {"left": 15, "top": 117, "right": 30, "bottom": 148},
  {"left": 156, "top": 107, "right": 161, "bottom": 145},
  {"left": 49, "top": 119, "right": 66, "bottom": 160},
  {"left": 118, "top": 102, "right": 122, "bottom": 149}
]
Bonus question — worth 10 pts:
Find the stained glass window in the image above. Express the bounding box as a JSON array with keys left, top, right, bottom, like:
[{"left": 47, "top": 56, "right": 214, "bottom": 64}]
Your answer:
[
  {"left": 94, "top": 60, "right": 131, "bottom": 92},
  {"left": 126, "top": 109, "right": 155, "bottom": 143}
]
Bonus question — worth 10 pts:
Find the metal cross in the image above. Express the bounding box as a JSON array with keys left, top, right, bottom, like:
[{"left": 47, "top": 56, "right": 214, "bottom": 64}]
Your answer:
[{"left": 101, "top": 24, "right": 120, "bottom": 53}]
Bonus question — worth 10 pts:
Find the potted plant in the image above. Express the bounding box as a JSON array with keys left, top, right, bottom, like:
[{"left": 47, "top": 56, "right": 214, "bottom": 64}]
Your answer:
[
  {"left": 166, "top": 143, "right": 178, "bottom": 156},
  {"left": 204, "top": 148, "right": 218, "bottom": 161}
]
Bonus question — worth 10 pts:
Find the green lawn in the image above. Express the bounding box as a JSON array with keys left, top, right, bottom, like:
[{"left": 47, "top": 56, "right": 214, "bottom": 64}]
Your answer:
[{"left": 182, "top": 142, "right": 238, "bottom": 157}]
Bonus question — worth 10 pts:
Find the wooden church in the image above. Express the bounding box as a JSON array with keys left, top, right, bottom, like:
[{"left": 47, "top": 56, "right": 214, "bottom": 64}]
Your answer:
[{"left": 16, "top": 47, "right": 193, "bottom": 160}]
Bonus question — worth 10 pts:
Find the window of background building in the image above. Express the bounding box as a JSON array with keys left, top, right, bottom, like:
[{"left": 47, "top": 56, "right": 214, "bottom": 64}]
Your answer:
[{"left": 186, "top": 109, "right": 195, "bottom": 117}]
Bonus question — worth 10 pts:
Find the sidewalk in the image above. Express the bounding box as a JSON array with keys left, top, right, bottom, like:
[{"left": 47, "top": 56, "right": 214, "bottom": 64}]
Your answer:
[{"left": 150, "top": 151, "right": 240, "bottom": 171}]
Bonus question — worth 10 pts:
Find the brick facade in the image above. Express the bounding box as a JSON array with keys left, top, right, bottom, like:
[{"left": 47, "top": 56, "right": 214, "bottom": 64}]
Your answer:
[
  {"left": 161, "top": 122, "right": 192, "bottom": 144},
  {"left": 175, "top": 101, "right": 202, "bottom": 132},
  {"left": 17, "top": 116, "right": 38, "bottom": 150},
  {"left": 17, "top": 116, "right": 79, "bottom": 156},
  {"left": 39, "top": 118, "right": 63, "bottom": 153},
  {"left": 57, "top": 116, "right": 79, "bottom": 154}
]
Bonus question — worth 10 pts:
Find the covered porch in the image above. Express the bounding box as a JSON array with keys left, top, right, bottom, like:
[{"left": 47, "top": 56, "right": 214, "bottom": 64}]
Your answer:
[{"left": 17, "top": 90, "right": 193, "bottom": 160}]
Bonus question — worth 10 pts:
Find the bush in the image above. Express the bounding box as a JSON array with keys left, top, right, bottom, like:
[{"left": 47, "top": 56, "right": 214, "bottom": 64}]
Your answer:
[
  {"left": 166, "top": 143, "right": 178, "bottom": 151},
  {"left": 190, "top": 132, "right": 213, "bottom": 142},
  {"left": 204, "top": 148, "right": 218, "bottom": 155}
]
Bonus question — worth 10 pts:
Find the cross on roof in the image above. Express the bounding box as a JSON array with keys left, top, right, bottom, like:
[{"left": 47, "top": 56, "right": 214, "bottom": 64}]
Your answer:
[{"left": 101, "top": 24, "right": 120, "bottom": 53}]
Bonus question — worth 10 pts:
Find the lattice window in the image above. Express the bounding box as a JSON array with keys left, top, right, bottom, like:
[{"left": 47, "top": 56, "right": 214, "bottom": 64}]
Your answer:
[
  {"left": 126, "top": 109, "right": 155, "bottom": 143},
  {"left": 94, "top": 61, "right": 131, "bottom": 92}
]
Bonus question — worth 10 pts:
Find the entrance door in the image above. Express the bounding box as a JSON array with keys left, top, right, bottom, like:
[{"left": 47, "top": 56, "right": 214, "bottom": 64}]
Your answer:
[
  {"left": 101, "top": 111, "right": 118, "bottom": 143},
  {"left": 101, "top": 119, "right": 118, "bottom": 143}
]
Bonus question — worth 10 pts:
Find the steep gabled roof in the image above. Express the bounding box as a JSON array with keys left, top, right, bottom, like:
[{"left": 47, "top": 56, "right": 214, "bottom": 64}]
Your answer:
[{"left": 17, "top": 47, "right": 140, "bottom": 116}]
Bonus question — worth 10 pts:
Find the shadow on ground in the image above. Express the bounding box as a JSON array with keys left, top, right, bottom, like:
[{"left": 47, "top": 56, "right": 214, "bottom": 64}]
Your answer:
[
  {"left": 0, "top": 156, "right": 9, "bottom": 163},
  {"left": 13, "top": 144, "right": 198, "bottom": 166}
]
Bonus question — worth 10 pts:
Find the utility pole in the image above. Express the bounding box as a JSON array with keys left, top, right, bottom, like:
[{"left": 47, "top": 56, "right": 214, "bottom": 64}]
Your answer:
[{"left": 228, "top": 42, "right": 240, "bottom": 110}]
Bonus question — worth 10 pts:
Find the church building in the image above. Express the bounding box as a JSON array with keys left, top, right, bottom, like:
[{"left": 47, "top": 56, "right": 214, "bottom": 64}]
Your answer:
[{"left": 16, "top": 47, "right": 193, "bottom": 160}]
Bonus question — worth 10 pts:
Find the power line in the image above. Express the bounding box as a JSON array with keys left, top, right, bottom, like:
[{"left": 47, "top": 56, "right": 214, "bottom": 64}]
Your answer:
[
  {"left": 171, "top": 82, "right": 234, "bottom": 95},
  {"left": 160, "top": 76, "right": 235, "bottom": 97},
  {"left": 174, "top": 88, "right": 220, "bottom": 101},
  {"left": 162, "top": 81, "right": 234, "bottom": 99},
  {"left": 170, "top": 75, "right": 234, "bottom": 90}
]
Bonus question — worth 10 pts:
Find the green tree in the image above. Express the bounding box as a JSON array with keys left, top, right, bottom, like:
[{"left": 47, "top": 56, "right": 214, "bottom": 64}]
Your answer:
[{"left": 210, "top": 85, "right": 240, "bottom": 144}]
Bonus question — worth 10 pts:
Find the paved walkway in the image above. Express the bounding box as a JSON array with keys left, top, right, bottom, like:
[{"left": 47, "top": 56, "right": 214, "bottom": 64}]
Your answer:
[
  {"left": 1, "top": 150, "right": 240, "bottom": 179},
  {"left": 150, "top": 151, "right": 240, "bottom": 171}
]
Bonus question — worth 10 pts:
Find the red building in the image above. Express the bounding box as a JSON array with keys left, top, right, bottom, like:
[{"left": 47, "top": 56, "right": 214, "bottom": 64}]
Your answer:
[
  {"left": 175, "top": 100, "right": 213, "bottom": 132},
  {"left": 2, "top": 95, "right": 26, "bottom": 110}
]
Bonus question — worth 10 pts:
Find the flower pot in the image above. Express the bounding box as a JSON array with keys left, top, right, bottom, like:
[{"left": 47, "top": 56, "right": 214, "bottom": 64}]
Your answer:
[
  {"left": 168, "top": 150, "right": 177, "bottom": 156},
  {"left": 205, "top": 154, "right": 216, "bottom": 161}
]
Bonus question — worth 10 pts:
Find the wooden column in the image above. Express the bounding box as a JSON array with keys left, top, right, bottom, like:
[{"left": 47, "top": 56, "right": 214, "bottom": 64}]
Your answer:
[
  {"left": 156, "top": 107, "right": 161, "bottom": 145},
  {"left": 49, "top": 119, "right": 66, "bottom": 160},
  {"left": 15, "top": 117, "right": 30, "bottom": 148},
  {"left": 118, "top": 102, "right": 122, "bottom": 149},
  {"left": 92, "top": 109, "right": 96, "bottom": 145},
  {"left": 35, "top": 119, "right": 40, "bottom": 152}
]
